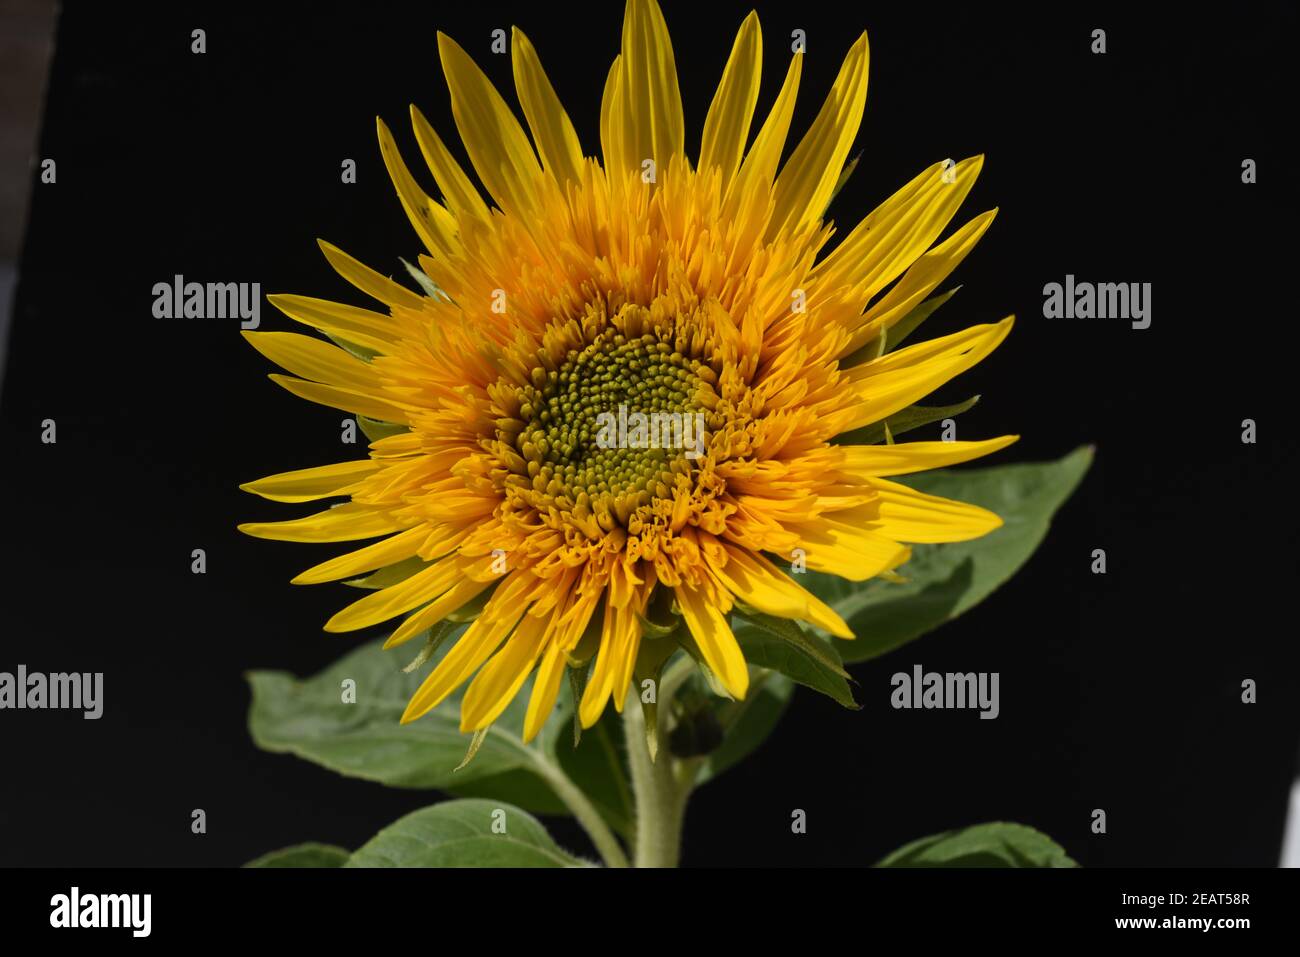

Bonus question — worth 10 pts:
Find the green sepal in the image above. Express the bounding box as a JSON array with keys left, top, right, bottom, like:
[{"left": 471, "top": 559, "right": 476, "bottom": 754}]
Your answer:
[
  {"left": 357, "top": 415, "right": 408, "bottom": 443},
  {"left": 400, "top": 257, "right": 446, "bottom": 301},
  {"left": 325, "top": 331, "right": 380, "bottom": 363},
  {"left": 566, "top": 662, "right": 589, "bottom": 748},
  {"left": 343, "top": 556, "right": 427, "bottom": 589},
  {"left": 824, "top": 150, "right": 862, "bottom": 212},
  {"left": 835, "top": 395, "right": 981, "bottom": 447},
  {"left": 629, "top": 642, "right": 680, "bottom": 763},
  {"left": 884, "top": 286, "right": 961, "bottom": 352},
  {"left": 402, "top": 619, "right": 461, "bottom": 673},
  {"left": 635, "top": 609, "right": 679, "bottom": 640},
  {"left": 446, "top": 582, "right": 497, "bottom": 623},
  {"left": 840, "top": 287, "right": 961, "bottom": 368},
  {"left": 455, "top": 726, "right": 490, "bottom": 772}
]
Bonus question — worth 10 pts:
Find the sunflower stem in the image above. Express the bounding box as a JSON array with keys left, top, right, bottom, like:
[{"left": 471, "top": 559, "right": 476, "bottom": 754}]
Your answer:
[
  {"left": 623, "top": 693, "right": 691, "bottom": 868},
  {"left": 527, "top": 749, "right": 630, "bottom": 869}
]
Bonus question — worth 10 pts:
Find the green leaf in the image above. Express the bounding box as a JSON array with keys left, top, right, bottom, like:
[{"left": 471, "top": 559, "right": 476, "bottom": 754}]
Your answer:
[
  {"left": 432, "top": 769, "right": 567, "bottom": 816},
  {"left": 736, "top": 612, "right": 851, "bottom": 679},
  {"left": 805, "top": 446, "right": 1093, "bottom": 663},
  {"left": 836, "top": 395, "right": 980, "bottom": 447},
  {"left": 244, "top": 842, "right": 350, "bottom": 868},
  {"left": 877, "top": 822, "right": 1078, "bottom": 867},
  {"left": 733, "top": 615, "right": 857, "bottom": 709},
  {"left": 247, "top": 634, "right": 631, "bottom": 832},
  {"left": 247, "top": 638, "right": 532, "bottom": 789},
  {"left": 694, "top": 671, "right": 795, "bottom": 784},
  {"left": 346, "top": 799, "right": 584, "bottom": 867}
]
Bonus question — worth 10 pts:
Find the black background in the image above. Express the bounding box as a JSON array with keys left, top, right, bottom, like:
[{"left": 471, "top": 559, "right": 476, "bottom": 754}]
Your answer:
[{"left": 2, "top": 0, "right": 1297, "bottom": 868}]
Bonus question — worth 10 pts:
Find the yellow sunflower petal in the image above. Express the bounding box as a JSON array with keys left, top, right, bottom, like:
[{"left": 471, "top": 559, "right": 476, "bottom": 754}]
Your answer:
[
  {"left": 266, "top": 294, "right": 400, "bottom": 354},
  {"left": 381, "top": 576, "right": 494, "bottom": 649},
  {"left": 850, "top": 208, "right": 999, "bottom": 350},
  {"left": 619, "top": 0, "right": 685, "bottom": 171},
  {"left": 400, "top": 592, "right": 531, "bottom": 723},
  {"left": 728, "top": 50, "right": 802, "bottom": 207},
  {"left": 842, "top": 318, "right": 1013, "bottom": 430},
  {"left": 711, "top": 544, "right": 852, "bottom": 638},
  {"left": 376, "top": 117, "right": 459, "bottom": 258},
  {"left": 699, "top": 11, "right": 762, "bottom": 192},
  {"left": 267, "top": 374, "right": 410, "bottom": 423},
  {"left": 838, "top": 436, "right": 1019, "bottom": 477},
  {"left": 523, "top": 641, "right": 568, "bottom": 743},
  {"left": 709, "top": 545, "right": 802, "bottom": 618},
  {"left": 769, "top": 32, "right": 869, "bottom": 238},
  {"left": 324, "top": 557, "right": 465, "bottom": 632},
  {"left": 240, "top": 459, "right": 380, "bottom": 503},
  {"left": 316, "top": 240, "right": 425, "bottom": 310},
  {"left": 599, "top": 55, "right": 628, "bottom": 173},
  {"left": 289, "top": 525, "right": 430, "bottom": 585},
  {"left": 861, "top": 478, "right": 1004, "bottom": 543},
  {"left": 437, "top": 31, "right": 542, "bottom": 215},
  {"left": 242, "top": 331, "right": 378, "bottom": 392},
  {"left": 785, "top": 519, "right": 912, "bottom": 582},
  {"left": 409, "top": 104, "right": 491, "bottom": 225},
  {"left": 579, "top": 599, "right": 641, "bottom": 727},
  {"left": 675, "top": 582, "right": 749, "bottom": 698},
  {"left": 511, "top": 27, "right": 584, "bottom": 185},
  {"left": 813, "top": 154, "right": 984, "bottom": 299},
  {"left": 460, "top": 610, "right": 552, "bottom": 731},
  {"left": 238, "top": 503, "right": 405, "bottom": 543}
]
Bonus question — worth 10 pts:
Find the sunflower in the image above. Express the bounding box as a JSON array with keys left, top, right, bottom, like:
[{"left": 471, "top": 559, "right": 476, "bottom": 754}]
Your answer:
[{"left": 240, "top": 0, "right": 1016, "bottom": 743}]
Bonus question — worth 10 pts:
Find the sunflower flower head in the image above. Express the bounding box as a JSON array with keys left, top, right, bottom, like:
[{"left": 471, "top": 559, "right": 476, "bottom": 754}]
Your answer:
[{"left": 240, "top": 0, "right": 1017, "bottom": 743}]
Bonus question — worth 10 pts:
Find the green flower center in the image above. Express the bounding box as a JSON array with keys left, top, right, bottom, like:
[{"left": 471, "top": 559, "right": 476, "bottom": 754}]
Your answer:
[{"left": 511, "top": 327, "right": 710, "bottom": 503}]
